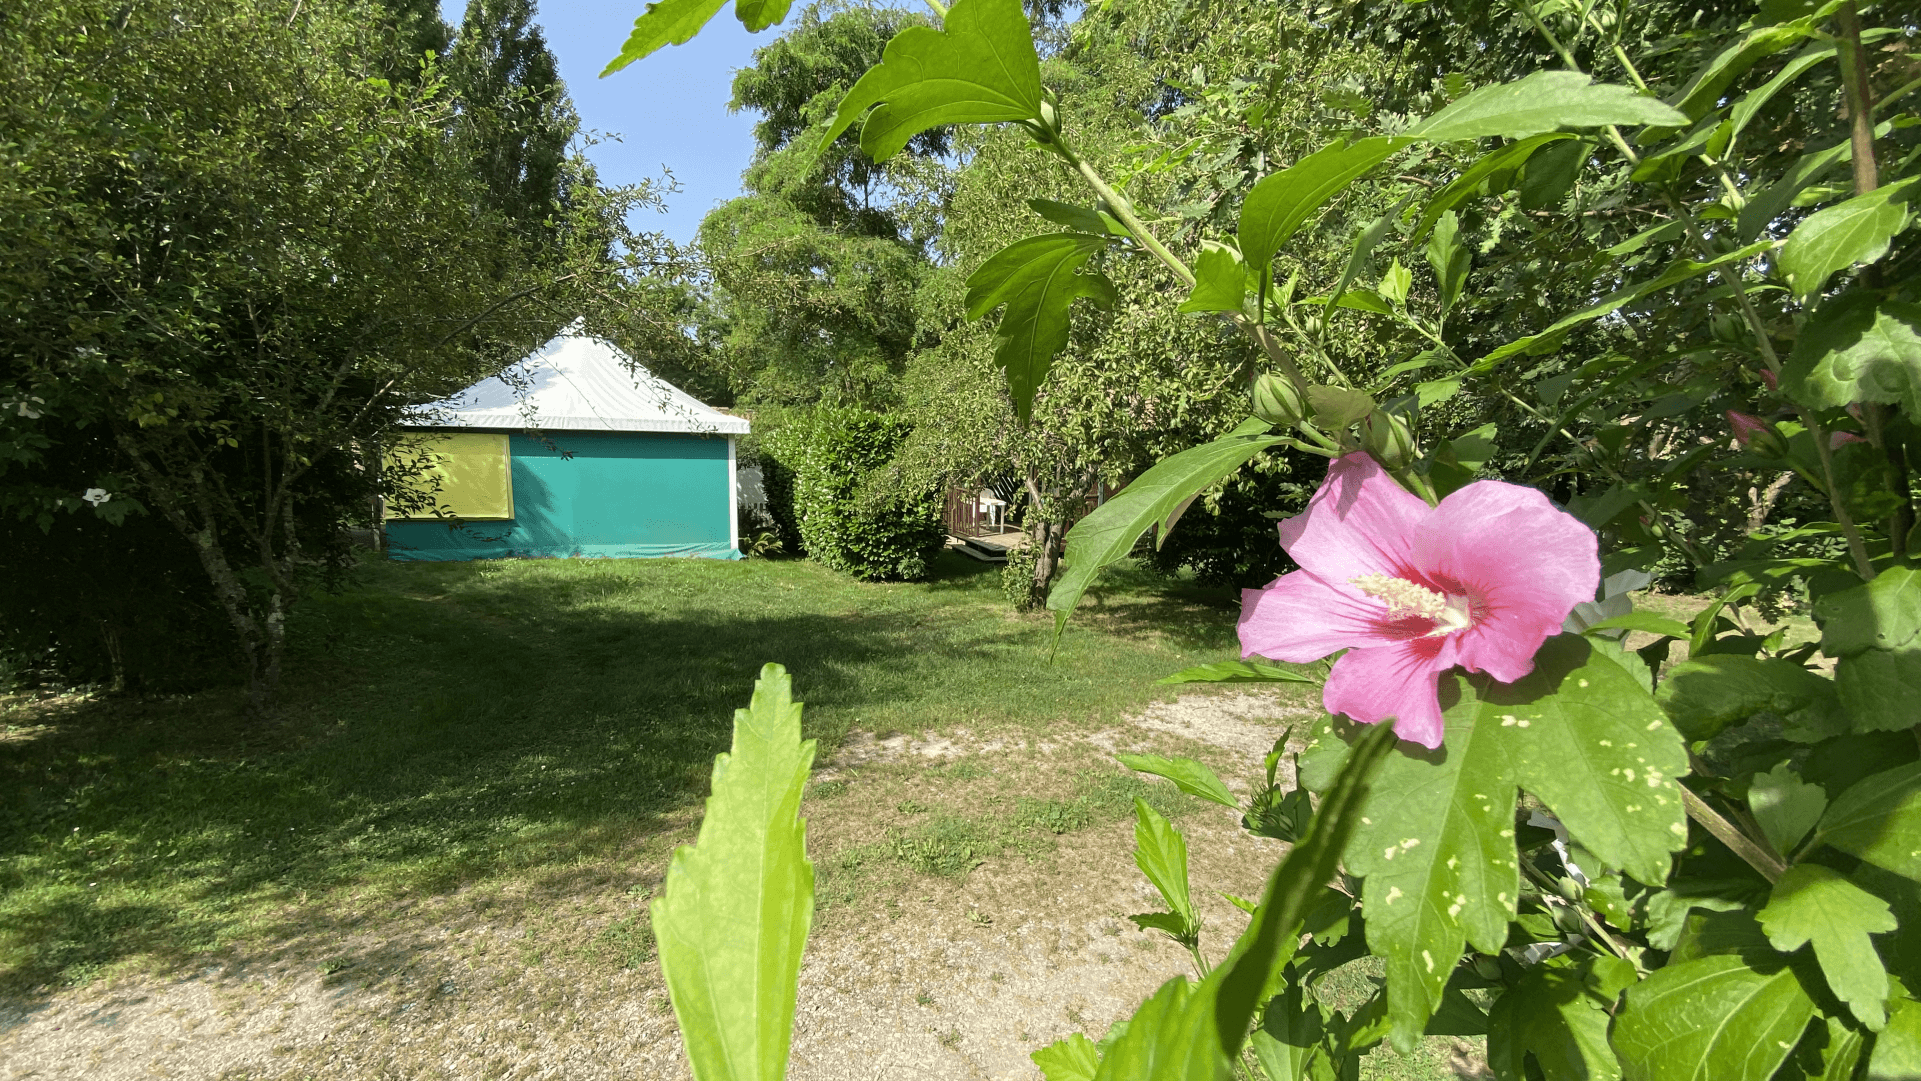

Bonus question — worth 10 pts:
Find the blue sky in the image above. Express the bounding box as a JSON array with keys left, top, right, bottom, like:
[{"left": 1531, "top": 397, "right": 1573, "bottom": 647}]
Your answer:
[{"left": 446, "top": 1, "right": 772, "bottom": 244}]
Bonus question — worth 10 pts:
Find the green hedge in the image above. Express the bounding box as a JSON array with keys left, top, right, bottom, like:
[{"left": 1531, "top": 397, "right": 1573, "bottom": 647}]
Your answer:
[{"left": 770, "top": 408, "right": 944, "bottom": 581}]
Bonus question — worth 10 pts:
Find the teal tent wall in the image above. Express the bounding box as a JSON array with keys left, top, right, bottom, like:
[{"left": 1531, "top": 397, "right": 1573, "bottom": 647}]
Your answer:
[{"left": 386, "top": 432, "right": 739, "bottom": 561}]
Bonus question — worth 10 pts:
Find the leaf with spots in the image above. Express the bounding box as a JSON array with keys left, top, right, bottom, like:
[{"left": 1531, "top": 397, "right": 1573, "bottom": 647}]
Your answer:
[
  {"left": 1350, "top": 636, "right": 1690, "bottom": 1050},
  {"left": 1348, "top": 692, "right": 1520, "bottom": 1053},
  {"left": 1504, "top": 636, "right": 1690, "bottom": 885}
]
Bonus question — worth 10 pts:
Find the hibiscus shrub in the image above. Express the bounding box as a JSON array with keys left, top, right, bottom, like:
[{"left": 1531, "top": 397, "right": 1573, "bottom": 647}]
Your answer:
[{"left": 785, "top": 407, "right": 945, "bottom": 582}]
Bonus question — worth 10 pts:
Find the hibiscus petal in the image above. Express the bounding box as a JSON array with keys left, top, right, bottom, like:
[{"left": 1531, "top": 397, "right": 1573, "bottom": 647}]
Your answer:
[
  {"left": 1239, "top": 571, "right": 1387, "bottom": 662},
  {"left": 1275, "top": 453, "right": 1429, "bottom": 582},
  {"left": 1322, "top": 642, "right": 1447, "bottom": 749},
  {"left": 1412, "top": 480, "right": 1599, "bottom": 683}
]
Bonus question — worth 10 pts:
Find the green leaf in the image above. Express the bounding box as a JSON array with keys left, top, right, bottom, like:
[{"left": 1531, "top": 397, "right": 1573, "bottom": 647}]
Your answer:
[
  {"left": 1328, "top": 209, "right": 1404, "bottom": 319},
  {"left": 1033, "top": 1032, "right": 1101, "bottom": 1081},
  {"left": 1411, "top": 133, "right": 1573, "bottom": 240},
  {"left": 1499, "top": 637, "right": 1689, "bottom": 885},
  {"left": 1211, "top": 724, "right": 1399, "bottom": 1060},
  {"left": 1655, "top": 655, "right": 1839, "bottom": 741},
  {"left": 1759, "top": 863, "right": 1897, "bottom": 1029},
  {"left": 1378, "top": 258, "right": 1412, "bottom": 307},
  {"left": 1249, "top": 984, "right": 1324, "bottom": 1081},
  {"left": 1610, "top": 954, "right": 1816, "bottom": 1081},
  {"left": 1486, "top": 959, "right": 1629, "bottom": 1081},
  {"left": 603, "top": 0, "right": 738, "bottom": 75},
  {"left": 1133, "top": 798, "right": 1198, "bottom": 939},
  {"left": 1239, "top": 137, "right": 1409, "bottom": 281},
  {"left": 1352, "top": 637, "right": 1686, "bottom": 1050},
  {"left": 1738, "top": 132, "right": 1872, "bottom": 243},
  {"left": 1748, "top": 762, "right": 1827, "bottom": 858},
  {"left": 1046, "top": 423, "right": 1283, "bottom": 636},
  {"left": 1334, "top": 289, "right": 1392, "bottom": 315},
  {"left": 1156, "top": 660, "right": 1318, "bottom": 686},
  {"left": 1473, "top": 244, "right": 1775, "bottom": 371},
  {"left": 652, "top": 663, "right": 816, "bottom": 1081},
  {"left": 1119, "top": 753, "right": 1239, "bottom": 810},
  {"left": 1517, "top": 137, "right": 1588, "bottom": 211},
  {"left": 1425, "top": 211, "right": 1471, "bottom": 314},
  {"left": 1407, "top": 71, "right": 1686, "bottom": 142},
  {"left": 1870, "top": 995, "right": 1921, "bottom": 1080},
  {"left": 964, "top": 233, "right": 1117, "bottom": 421},
  {"left": 1814, "top": 565, "right": 1921, "bottom": 656},
  {"left": 1584, "top": 611, "right": 1692, "bottom": 639},
  {"left": 1029, "top": 198, "right": 1113, "bottom": 234},
  {"left": 1179, "top": 241, "right": 1248, "bottom": 314},
  {"left": 1664, "top": 17, "right": 1824, "bottom": 123},
  {"left": 1814, "top": 762, "right": 1921, "bottom": 882},
  {"left": 1787, "top": 293, "right": 1921, "bottom": 431},
  {"left": 1837, "top": 648, "right": 1921, "bottom": 733},
  {"left": 819, "top": 0, "right": 1042, "bottom": 162},
  {"left": 1780, "top": 177, "right": 1919, "bottom": 301},
  {"left": 1726, "top": 43, "right": 1836, "bottom": 152},
  {"left": 1091, "top": 976, "right": 1231, "bottom": 1081},
  {"left": 1427, "top": 423, "right": 1498, "bottom": 497},
  {"left": 1306, "top": 385, "right": 1376, "bottom": 428}
]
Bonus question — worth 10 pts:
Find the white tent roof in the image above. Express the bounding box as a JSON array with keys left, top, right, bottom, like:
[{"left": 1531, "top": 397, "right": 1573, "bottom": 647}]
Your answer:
[{"left": 410, "top": 324, "right": 749, "bottom": 436}]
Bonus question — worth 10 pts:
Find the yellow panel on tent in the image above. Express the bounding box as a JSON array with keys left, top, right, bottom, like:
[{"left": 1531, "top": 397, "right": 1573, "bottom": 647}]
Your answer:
[{"left": 385, "top": 433, "right": 513, "bottom": 520}]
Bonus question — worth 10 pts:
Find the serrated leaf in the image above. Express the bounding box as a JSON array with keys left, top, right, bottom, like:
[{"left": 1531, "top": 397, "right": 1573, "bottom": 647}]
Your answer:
[
  {"left": 1779, "top": 177, "right": 1919, "bottom": 301},
  {"left": 1118, "top": 754, "right": 1239, "bottom": 809},
  {"left": 1033, "top": 1032, "right": 1101, "bottom": 1081},
  {"left": 1871, "top": 995, "right": 1921, "bottom": 1080},
  {"left": 1133, "top": 798, "right": 1198, "bottom": 939},
  {"left": 1610, "top": 954, "right": 1816, "bottom": 1081},
  {"left": 1046, "top": 421, "right": 1283, "bottom": 636},
  {"left": 652, "top": 663, "right": 816, "bottom": 1081},
  {"left": 1759, "top": 864, "right": 1897, "bottom": 1029},
  {"left": 603, "top": 0, "right": 737, "bottom": 75},
  {"left": 1378, "top": 258, "right": 1411, "bottom": 307},
  {"left": 1352, "top": 636, "right": 1686, "bottom": 1050},
  {"left": 1655, "top": 655, "right": 1839, "bottom": 741},
  {"left": 1092, "top": 975, "right": 1231, "bottom": 1081},
  {"left": 1837, "top": 648, "right": 1921, "bottom": 733},
  {"left": 1813, "top": 565, "right": 1921, "bottom": 656},
  {"left": 1784, "top": 291, "right": 1921, "bottom": 416},
  {"left": 819, "top": 0, "right": 1041, "bottom": 162},
  {"left": 1748, "top": 762, "right": 1827, "bottom": 857},
  {"left": 1814, "top": 762, "right": 1921, "bottom": 882},
  {"left": 1517, "top": 136, "right": 1588, "bottom": 211},
  {"left": 1130, "top": 911, "right": 1194, "bottom": 937},
  {"left": 1486, "top": 961, "right": 1625, "bottom": 1081},
  {"left": 1664, "top": 17, "right": 1823, "bottom": 124},
  {"left": 964, "top": 233, "right": 1117, "bottom": 421},
  {"left": 1156, "top": 660, "right": 1318, "bottom": 687},
  {"left": 1738, "top": 132, "right": 1867, "bottom": 242},
  {"left": 1407, "top": 71, "right": 1686, "bottom": 142},
  {"left": 1179, "top": 242, "right": 1248, "bottom": 314},
  {"left": 1239, "top": 137, "right": 1409, "bottom": 281}
]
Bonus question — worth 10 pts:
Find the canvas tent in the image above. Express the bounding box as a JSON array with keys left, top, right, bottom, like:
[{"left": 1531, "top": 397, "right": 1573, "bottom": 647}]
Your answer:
[{"left": 384, "top": 324, "right": 748, "bottom": 561}]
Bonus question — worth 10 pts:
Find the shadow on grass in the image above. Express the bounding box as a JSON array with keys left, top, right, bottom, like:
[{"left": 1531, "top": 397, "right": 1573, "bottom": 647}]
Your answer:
[{"left": 0, "top": 550, "right": 1239, "bottom": 1000}]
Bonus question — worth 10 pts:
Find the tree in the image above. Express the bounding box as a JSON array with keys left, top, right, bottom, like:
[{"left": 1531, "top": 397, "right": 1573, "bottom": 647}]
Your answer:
[
  {"left": 448, "top": 0, "right": 579, "bottom": 234},
  {"left": 0, "top": 0, "right": 631, "bottom": 706}
]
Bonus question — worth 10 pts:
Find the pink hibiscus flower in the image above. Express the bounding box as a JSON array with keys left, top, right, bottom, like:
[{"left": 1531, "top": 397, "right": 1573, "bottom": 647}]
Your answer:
[{"left": 1238, "top": 453, "right": 1599, "bottom": 748}]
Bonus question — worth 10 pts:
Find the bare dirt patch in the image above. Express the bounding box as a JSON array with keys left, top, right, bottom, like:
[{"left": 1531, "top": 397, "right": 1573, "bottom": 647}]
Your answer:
[{"left": 0, "top": 687, "right": 1471, "bottom": 1081}]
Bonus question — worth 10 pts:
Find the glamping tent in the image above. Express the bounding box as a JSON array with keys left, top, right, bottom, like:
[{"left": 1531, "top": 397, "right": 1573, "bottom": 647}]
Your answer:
[{"left": 384, "top": 325, "right": 748, "bottom": 561}]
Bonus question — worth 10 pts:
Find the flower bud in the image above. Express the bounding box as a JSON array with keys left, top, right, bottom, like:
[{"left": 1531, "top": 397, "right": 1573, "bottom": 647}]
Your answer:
[
  {"left": 1250, "top": 374, "right": 1308, "bottom": 426},
  {"left": 1553, "top": 905, "right": 1586, "bottom": 933},
  {"left": 1726, "top": 410, "right": 1787, "bottom": 458},
  {"left": 1472, "top": 955, "right": 1504, "bottom": 981},
  {"left": 1830, "top": 430, "right": 1868, "bottom": 449},
  {"left": 1360, "top": 409, "right": 1416, "bottom": 469},
  {"left": 1556, "top": 876, "right": 1583, "bottom": 902}
]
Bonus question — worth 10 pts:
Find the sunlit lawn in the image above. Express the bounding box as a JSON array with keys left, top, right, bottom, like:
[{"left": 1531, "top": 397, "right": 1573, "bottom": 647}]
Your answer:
[{"left": 0, "top": 550, "right": 1245, "bottom": 994}]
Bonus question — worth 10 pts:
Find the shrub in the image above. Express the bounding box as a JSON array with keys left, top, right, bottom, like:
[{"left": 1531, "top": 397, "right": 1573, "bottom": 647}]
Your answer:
[
  {"left": 1000, "top": 543, "right": 1043, "bottom": 610},
  {"left": 750, "top": 432, "right": 805, "bottom": 557},
  {"left": 784, "top": 408, "right": 944, "bottom": 581}
]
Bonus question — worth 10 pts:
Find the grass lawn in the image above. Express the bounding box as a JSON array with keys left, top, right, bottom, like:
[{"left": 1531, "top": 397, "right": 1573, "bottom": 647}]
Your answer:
[{"left": 0, "top": 550, "right": 1245, "bottom": 996}]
